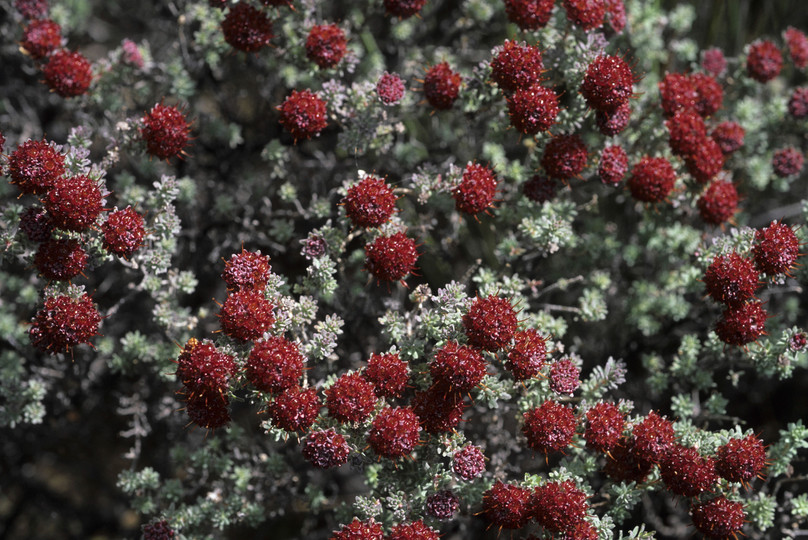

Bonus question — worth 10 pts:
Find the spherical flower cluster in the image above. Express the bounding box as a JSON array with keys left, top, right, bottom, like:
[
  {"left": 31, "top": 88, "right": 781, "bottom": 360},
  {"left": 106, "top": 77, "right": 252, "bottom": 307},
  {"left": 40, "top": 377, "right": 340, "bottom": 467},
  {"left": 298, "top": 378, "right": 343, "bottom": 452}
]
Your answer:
[
  {"left": 584, "top": 401, "right": 625, "bottom": 453},
  {"left": 691, "top": 72, "right": 723, "bottom": 117},
  {"left": 506, "top": 328, "right": 547, "bottom": 380},
  {"left": 788, "top": 86, "right": 808, "bottom": 118},
  {"left": 684, "top": 137, "right": 725, "bottom": 183},
  {"left": 595, "top": 101, "right": 631, "bottom": 136},
  {"left": 221, "top": 3, "right": 273, "bottom": 53},
  {"left": 277, "top": 89, "right": 328, "bottom": 141},
  {"left": 34, "top": 238, "right": 87, "bottom": 281},
  {"left": 452, "top": 444, "right": 486, "bottom": 480},
  {"left": 452, "top": 162, "right": 498, "bottom": 215},
  {"left": 218, "top": 288, "right": 275, "bottom": 341},
  {"left": 481, "top": 482, "right": 532, "bottom": 529},
  {"left": 502, "top": 0, "right": 555, "bottom": 31},
  {"left": 141, "top": 103, "right": 191, "bottom": 160},
  {"left": 43, "top": 49, "right": 93, "bottom": 97},
  {"left": 690, "top": 497, "right": 745, "bottom": 539},
  {"left": 626, "top": 156, "right": 676, "bottom": 203},
  {"left": 186, "top": 391, "right": 231, "bottom": 429},
  {"left": 711, "top": 121, "right": 745, "bottom": 154},
  {"left": 376, "top": 72, "right": 405, "bottom": 104},
  {"left": 425, "top": 490, "right": 460, "bottom": 520},
  {"left": 715, "top": 301, "right": 768, "bottom": 347},
  {"left": 363, "top": 352, "right": 409, "bottom": 399},
  {"left": 629, "top": 410, "right": 676, "bottom": 465},
  {"left": 522, "top": 175, "right": 558, "bottom": 203},
  {"left": 305, "top": 24, "right": 347, "bottom": 69},
  {"left": 715, "top": 434, "right": 767, "bottom": 484},
  {"left": 221, "top": 249, "right": 271, "bottom": 291},
  {"left": 753, "top": 220, "right": 801, "bottom": 275},
  {"left": 598, "top": 144, "right": 628, "bottom": 185},
  {"left": 549, "top": 357, "right": 581, "bottom": 395},
  {"left": 326, "top": 372, "right": 378, "bottom": 423},
  {"left": 364, "top": 231, "right": 418, "bottom": 283},
  {"left": 603, "top": 438, "right": 653, "bottom": 483},
  {"left": 665, "top": 110, "right": 707, "bottom": 157},
  {"left": 697, "top": 178, "right": 739, "bottom": 225},
  {"left": 15, "top": 0, "right": 49, "bottom": 19},
  {"left": 102, "top": 206, "right": 146, "bottom": 258},
  {"left": 772, "top": 146, "right": 804, "bottom": 177},
  {"left": 785, "top": 26, "right": 808, "bottom": 68},
  {"left": 604, "top": 0, "right": 626, "bottom": 34},
  {"left": 302, "top": 429, "right": 350, "bottom": 469},
  {"left": 507, "top": 84, "right": 560, "bottom": 135},
  {"left": 580, "top": 54, "right": 634, "bottom": 112},
  {"left": 389, "top": 520, "right": 440, "bottom": 540},
  {"left": 746, "top": 39, "right": 783, "bottom": 83},
  {"left": 245, "top": 336, "right": 304, "bottom": 394},
  {"left": 463, "top": 294, "right": 517, "bottom": 351},
  {"left": 29, "top": 293, "right": 101, "bottom": 354},
  {"left": 703, "top": 252, "right": 759, "bottom": 306},
  {"left": 8, "top": 139, "right": 66, "bottom": 195},
  {"left": 176, "top": 338, "right": 236, "bottom": 397},
  {"left": 342, "top": 176, "right": 397, "bottom": 228},
  {"left": 702, "top": 47, "right": 727, "bottom": 76},
  {"left": 19, "top": 206, "right": 53, "bottom": 243},
  {"left": 21, "top": 19, "right": 62, "bottom": 59},
  {"left": 562, "top": 0, "right": 606, "bottom": 31},
  {"left": 331, "top": 518, "right": 384, "bottom": 540},
  {"left": 659, "top": 72, "right": 698, "bottom": 117},
  {"left": 423, "top": 62, "right": 462, "bottom": 110},
  {"left": 429, "top": 341, "right": 487, "bottom": 392},
  {"left": 45, "top": 175, "right": 104, "bottom": 232},
  {"left": 268, "top": 386, "right": 320, "bottom": 432},
  {"left": 367, "top": 406, "right": 421, "bottom": 458},
  {"left": 533, "top": 480, "right": 589, "bottom": 533},
  {"left": 541, "top": 134, "right": 588, "bottom": 180},
  {"left": 141, "top": 520, "right": 175, "bottom": 540},
  {"left": 659, "top": 444, "right": 717, "bottom": 497},
  {"left": 490, "top": 40, "right": 545, "bottom": 94},
  {"left": 522, "top": 400, "right": 577, "bottom": 455},
  {"left": 412, "top": 383, "right": 466, "bottom": 433},
  {"left": 384, "top": 0, "right": 427, "bottom": 18}
]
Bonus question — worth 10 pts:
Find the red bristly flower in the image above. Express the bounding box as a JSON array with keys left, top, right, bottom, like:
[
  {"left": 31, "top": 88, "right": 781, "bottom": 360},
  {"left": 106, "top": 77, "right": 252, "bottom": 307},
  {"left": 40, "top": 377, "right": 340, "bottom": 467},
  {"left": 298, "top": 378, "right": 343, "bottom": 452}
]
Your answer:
[
  {"left": 503, "top": 0, "right": 555, "bottom": 31},
  {"left": 697, "top": 179, "right": 739, "bottom": 226},
  {"left": 772, "top": 146, "right": 804, "bottom": 177},
  {"left": 389, "top": 520, "right": 440, "bottom": 540},
  {"left": 376, "top": 72, "right": 406, "bottom": 104},
  {"left": 363, "top": 352, "right": 409, "bottom": 399},
  {"left": 21, "top": 19, "right": 62, "bottom": 59},
  {"left": 788, "top": 86, "right": 808, "bottom": 118},
  {"left": 277, "top": 89, "right": 328, "bottom": 141},
  {"left": 29, "top": 293, "right": 101, "bottom": 354},
  {"left": 412, "top": 382, "right": 466, "bottom": 433},
  {"left": 703, "top": 252, "right": 759, "bottom": 307},
  {"left": 481, "top": 481, "right": 533, "bottom": 529},
  {"left": 658, "top": 72, "right": 698, "bottom": 117},
  {"left": 422, "top": 62, "right": 462, "bottom": 110},
  {"left": 221, "top": 3, "right": 273, "bottom": 53},
  {"left": 711, "top": 121, "right": 745, "bottom": 154},
  {"left": 532, "top": 480, "right": 589, "bottom": 533},
  {"left": 702, "top": 47, "right": 727, "bottom": 77},
  {"left": 715, "top": 301, "right": 768, "bottom": 347},
  {"left": 34, "top": 238, "right": 87, "bottom": 281},
  {"left": 45, "top": 174, "right": 104, "bottom": 232},
  {"left": 364, "top": 231, "right": 419, "bottom": 283},
  {"left": 580, "top": 54, "right": 634, "bottom": 112},
  {"left": 541, "top": 134, "right": 588, "bottom": 180},
  {"left": 746, "top": 39, "right": 783, "bottom": 83},
  {"left": 342, "top": 176, "right": 397, "bottom": 228},
  {"left": 429, "top": 340, "right": 487, "bottom": 392},
  {"left": 384, "top": 0, "right": 427, "bottom": 19},
  {"left": 175, "top": 338, "right": 236, "bottom": 396},
  {"left": 305, "top": 24, "right": 347, "bottom": 69},
  {"left": 549, "top": 357, "right": 581, "bottom": 395},
  {"left": 690, "top": 496, "right": 745, "bottom": 540},
  {"left": 785, "top": 26, "right": 808, "bottom": 69},
  {"left": 595, "top": 101, "right": 631, "bottom": 136},
  {"left": 19, "top": 206, "right": 54, "bottom": 243},
  {"left": 245, "top": 336, "right": 304, "bottom": 394},
  {"left": 452, "top": 162, "right": 499, "bottom": 215},
  {"left": 715, "top": 434, "right": 767, "bottom": 484},
  {"left": 452, "top": 444, "right": 486, "bottom": 480},
  {"left": 490, "top": 40, "right": 545, "bottom": 94},
  {"left": 221, "top": 248, "right": 271, "bottom": 291},
  {"left": 507, "top": 83, "right": 560, "bottom": 135},
  {"left": 628, "top": 410, "right": 675, "bottom": 466},
  {"left": 141, "top": 103, "right": 191, "bottom": 160},
  {"left": 268, "top": 385, "right": 321, "bottom": 432},
  {"left": 562, "top": 0, "right": 606, "bottom": 31},
  {"left": 302, "top": 429, "right": 351, "bottom": 469},
  {"left": 330, "top": 518, "right": 384, "bottom": 540},
  {"left": 425, "top": 490, "right": 459, "bottom": 520},
  {"left": 218, "top": 288, "right": 275, "bottom": 341},
  {"left": 684, "top": 137, "right": 724, "bottom": 184},
  {"left": 522, "top": 400, "right": 577, "bottom": 455},
  {"left": 598, "top": 145, "right": 628, "bottom": 186},
  {"left": 626, "top": 156, "right": 676, "bottom": 203},
  {"left": 367, "top": 406, "right": 421, "bottom": 458},
  {"left": 42, "top": 49, "right": 93, "bottom": 97},
  {"left": 584, "top": 401, "right": 625, "bottom": 453},
  {"left": 659, "top": 444, "right": 718, "bottom": 497},
  {"left": 690, "top": 72, "right": 723, "bottom": 117},
  {"left": 325, "top": 372, "right": 378, "bottom": 423},
  {"left": 506, "top": 328, "right": 548, "bottom": 380},
  {"left": 102, "top": 206, "right": 146, "bottom": 258},
  {"left": 7, "top": 138, "right": 65, "bottom": 195},
  {"left": 753, "top": 220, "right": 802, "bottom": 275},
  {"left": 463, "top": 294, "right": 518, "bottom": 351}
]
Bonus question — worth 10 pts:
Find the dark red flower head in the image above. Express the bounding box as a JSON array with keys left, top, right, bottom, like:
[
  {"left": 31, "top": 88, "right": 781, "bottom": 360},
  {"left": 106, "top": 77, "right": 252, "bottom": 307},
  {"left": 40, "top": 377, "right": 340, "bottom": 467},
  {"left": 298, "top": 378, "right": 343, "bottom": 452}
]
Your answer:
[
  {"left": 746, "top": 39, "right": 783, "bottom": 83},
  {"left": 367, "top": 406, "right": 421, "bottom": 458},
  {"left": 562, "top": 0, "right": 606, "bottom": 31},
  {"left": 506, "top": 328, "right": 547, "bottom": 380},
  {"left": 507, "top": 84, "right": 560, "bottom": 135},
  {"left": 598, "top": 145, "right": 628, "bottom": 186},
  {"left": 102, "top": 206, "right": 146, "bottom": 258},
  {"left": 221, "top": 3, "right": 273, "bottom": 52},
  {"left": 490, "top": 40, "right": 545, "bottom": 94},
  {"left": 452, "top": 162, "right": 499, "bottom": 215},
  {"left": 342, "top": 175, "right": 397, "bottom": 228},
  {"left": 690, "top": 72, "right": 723, "bottom": 117},
  {"left": 246, "top": 336, "right": 304, "bottom": 394},
  {"left": 463, "top": 294, "right": 518, "bottom": 351},
  {"left": 34, "top": 238, "right": 87, "bottom": 281},
  {"left": 658, "top": 72, "right": 697, "bottom": 117},
  {"left": 715, "top": 301, "right": 768, "bottom": 347},
  {"left": 626, "top": 156, "right": 676, "bottom": 203},
  {"left": 277, "top": 89, "right": 328, "bottom": 141},
  {"left": 21, "top": 19, "right": 62, "bottom": 59},
  {"left": 45, "top": 174, "right": 104, "bottom": 232},
  {"left": 690, "top": 497, "right": 745, "bottom": 540},
  {"left": 711, "top": 121, "right": 745, "bottom": 154},
  {"left": 697, "top": 179, "right": 738, "bottom": 226},
  {"left": 716, "top": 434, "right": 767, "bottom": 484},
  {"left": 532, "top": 480, "right": 589, "bottom": 533},
  {"left": 364, "top": 231, "right": 418, "bottom": 283},
  {"left": 580, "top": 54, "right": 635, "bottom": 112},
  {"left": 482, "top": 482, "right": 533, "bottom": 529},
  {"left": 331, "top": 518, "right": 384, "bottom": 540},
  {"left": 423, "top": 62, "right": 462, "bottom": 110},
  {"left": 363, "top": 352, "right": 409, "bottom": 399},
  {"left": 29, "top": 293, "right": 101, "bottom": 354},
  {"left": 8, "top": 138, "right": 65, "bottom": 195},
  {"left": 701, "top": 47, "right": 727, "bottom": 77},
  {"left": 503, "top": 0, "right": 555, "bottom": 31},
  {"left": 772, "top": 146, "right": 804, "bottom": 178},
  {"left": 785, "top": 26, "right": 808, "bottom": 69},
  {"left": 305, "top": 24, "right": 347, "bottom": 69},
  {"left": 221, "top": 248, "right": 271, "bottom": 291},
  {"left": 43, "top": 49, "right": 93, "bottom": 97},
  {"left": 584, "top": 401, "right": 625, "bottom": 453},
  {"left": 541, "top": 134, "right": 588, "bottom": 180},
  {"left": 141, "top": 103, "right": 191, "bottom": 160},
  {"left": 302, "top": 429, "right": 351, "bottom": 469},
  {"left": 268, "top": 385, "right": 321, "bottom": 432},
  {"left": 325, "top": 372, "right": 378, "bottom": 423},
  {"left": 384, "top": 0, "right": 427, "bottom": 18},
  {"left": 376, "top": 72, "right": 406, "bottom": 104},
  {"left": 753, "top": 220, "right": 801, "bottom": 275},
  {"left": 659, "top": 444, "right": 717, "bottom": 497},
  {"left": 218, "top": 288, "right": 275, "bottom": 341},
  {"left": 429, "top": 340, "right": 487, "bottom": 391},
  {"left": 703, "top": 252, "right": 759, "bottom": 307},
  {"left": 522, "top": 400, "right": 577, "bottom": 455}
]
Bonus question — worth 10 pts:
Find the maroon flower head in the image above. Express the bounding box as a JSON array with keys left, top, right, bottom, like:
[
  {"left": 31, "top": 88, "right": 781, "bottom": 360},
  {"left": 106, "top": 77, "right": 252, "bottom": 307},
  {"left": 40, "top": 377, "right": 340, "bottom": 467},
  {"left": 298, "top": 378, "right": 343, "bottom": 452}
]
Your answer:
[
  {"left": 43, "top": 49, "right": 93, "bottom": 97},
  {"left": 595, "top": 101, "right": 631, "bottom": 136},
  {"left": 142, "top": 519, "right": 175, "bottom": 540},
  {"left": 703, "top": 252, "right": 759, "bottom": 307},
  {"left": 785, "top": 26, "right": 808, "bottom": 69},
  {"left": 423, "top": 62, "right": 462, "bottom": 110},
  {"left": 665, "top": 110, "right": 707, "bottom": 157},
  {"left": 604, "top": 0, "right": 626, "bottom": 33},
  {"left": 746, "top": 40, "right": 783, "bottom": 82},
  {"left": 684, "top": 137, "right": 725, "bottom": 184},
  {"left": 268, "top": 385, "right": 320, "bottom": 432},
  {"left": 331, "top": 518, "right": 384, "bottom": 540},
  {"left": 506, "top": 328, "right": 547, "bottom": 380},
  {"left": 563, "top": 0, "right": 606, "bottom": 31},
  {"left": 45, "top": 174, "right": 104, "bottom": 232},
  {"left": 305, "top": 24, "right": 347, "bottom": 69},
  {"left": 503, "top": 0, "right": 556, "bottom": 31},
  {"left": 452, "top": 162, "right": 499, "bottom": 215},
  {"left": 690, "top": 497, "right": 745, "bottom": 540},
  {"left": 141, "top": 103, "right": 191, "bottom": 160},
  {"left": 659, "top": 72, "right": 697, "bottom": 117},
  {"left": 29, "top": 293, "right": 101, "bottom": 354},
  {"left": 367, "top": 406, "right": 421, "bottom": 458},
  {"left": 584, "top": 401, "right": 625, "bottom": 453},
  {"left": 697, "top": 178, "right": 738, "bottom": 226},
  {"left": 425, "top": 489, "right": 459, "bottom": 520},
  {"left": 463, "top": 294, "right": 517, "bottom": 351},
  {"left": 34, "top": 238, "right": 87, "bottom": 281},
  {"left": 753, "top": 220, "right": 801, "bottom": 275},
  {"left": 8, "top": 138, "right": 65, "bottom": 195},
  {"left": 102, "top": 206, "right": 146, "bottom": 258},
  {"left": 412, "top": 383, "right": 467, "bottom": 433},
  {"left": 532, "top": 480, "right": 589, "bottom": 533},
  {"left": 522, "top": 175, "right": 558, "bottom": 203},
  {"left": 430, "top": 340, "right": 487, "bottom": 391},
  {"left": 482, "top": 482, "right": 533, "bottom": 529},
  {"left": 21, "top": 19, "right": 62, "bottom": 59},
  {"left": 363, "top": 352, "right": 409, "bottom": 399},
  {"left": 185, "top": 389, "right": 231, "bottom": 430},
  {"left": 19, "top": 206, "right": 54, "bottom": 243},
  {"left": 384, "top": 0, "right": 427, "bottom": 19},
  {"left": 701, "top": 47, "right": 727, "bottom": 77},
  {"left": 453, "top": 444, "right": 486, "bottom": 480},
  {"left": 15, "top": 0, "right": 49, "bottom": 19},
  {"left": 389, "top": 520, "right": 440, "bottom": 540},
  {"left": 302, "top": 429, "right": 351, "bottom": 468},
  {"left": 342, "top": 176, "right": 397, "bottom": 228},
  {"left": 598, "top": 145, "right": 628, "bottom": 186},
  {"left": 175, "top": 338, "right": 236, "bottom": 396},
  {"left": 490, "top": 40, "right": 545, "bottom": 94},
  {"left": 221, "top": 248, "right": 271, "bottom": 291},
  {"left": 246, "top": 336, "right": 304, "bottom": 394},
  {"left": 541, "top": 134, "right": 588, "bottom": 180},
  {"left": 508, "top": 84, "right": 560, "bottom": 135},
  {"left": 715, "top": 301, "right": 768, "bottom": 347},
  {"left": 772, "top": 146, "right": 804, "bottom": 177},
  {"left": 626, "top": 156, "right": 676, "bottom": 203},
  {"left": 364, "top": 231, "right": 419, "bottom": 283},
  {"left": 628, "top": 410, "right": 675, "bottom": 466},
  {"left": 326, "top": 372, "right": 378, "bottom": 424},
  {"left": 603, "top": 437, "right": 653, "bottom": 483},
  {"left": 788, "top": 86, "right": 808, "bottom": 118},
  {"left": 218, "top": 289, "right": 275, "bottom": 341},
  {"left": 221, "top": 3, "right": 273, "bottom": 52},
  {"left": 277, "top": 89, "right": 328, "bottom": 141},
  {"left": 659, "top": 444, "right": 718, "bottom": 497},
  {"left": 376, "top": 72, "right": 406, "bottom": 104},
  {"left": 715, "top": 434, "right": 767, "bottom": 484},
  {"left": 522, "top": 400, "right": 577, "bottom": 455},
  {"left": 691, "top": 72, "right": 723, "bottom": 117},
  {"left": 549, "top": 357, "right": 580, "bottom": 394},
  {"left": 580, "top": 54, "right": 635, "bottom": 112},
  {"left": 711, "top": 121, "right": 745, "bottom": 154}
]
